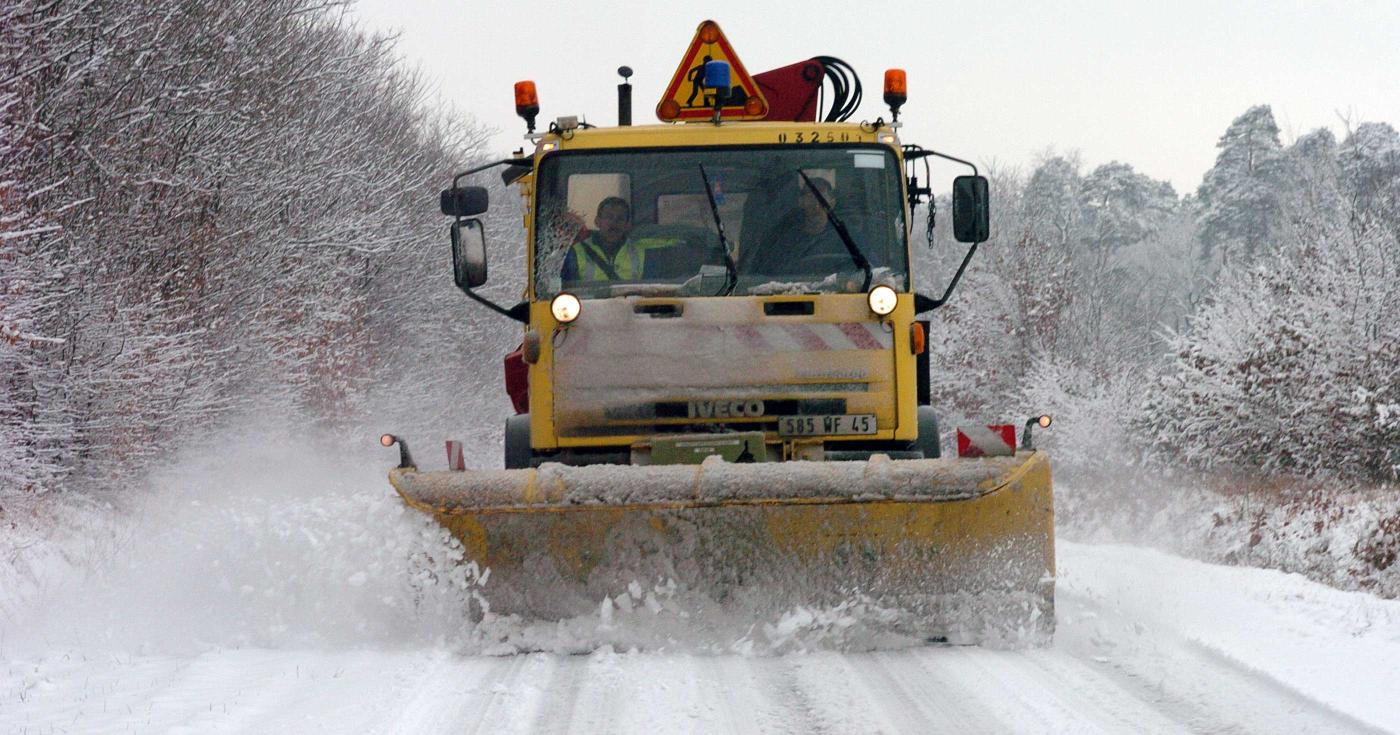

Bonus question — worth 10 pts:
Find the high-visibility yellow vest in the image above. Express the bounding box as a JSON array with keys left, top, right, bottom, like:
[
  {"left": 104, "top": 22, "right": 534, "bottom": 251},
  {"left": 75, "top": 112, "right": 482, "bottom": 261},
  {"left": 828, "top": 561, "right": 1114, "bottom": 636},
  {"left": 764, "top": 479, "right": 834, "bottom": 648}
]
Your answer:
[{"left": 570, "top": 235, "right": 675, "bottom": 281}]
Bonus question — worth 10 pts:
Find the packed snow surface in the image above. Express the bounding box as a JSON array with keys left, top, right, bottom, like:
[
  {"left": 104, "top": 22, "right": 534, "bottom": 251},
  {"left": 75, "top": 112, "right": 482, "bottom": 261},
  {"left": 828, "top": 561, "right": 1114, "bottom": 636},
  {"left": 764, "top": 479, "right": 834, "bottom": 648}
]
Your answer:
[{"left": 4, "top": 439, "right": 1399, "bottom": 733}]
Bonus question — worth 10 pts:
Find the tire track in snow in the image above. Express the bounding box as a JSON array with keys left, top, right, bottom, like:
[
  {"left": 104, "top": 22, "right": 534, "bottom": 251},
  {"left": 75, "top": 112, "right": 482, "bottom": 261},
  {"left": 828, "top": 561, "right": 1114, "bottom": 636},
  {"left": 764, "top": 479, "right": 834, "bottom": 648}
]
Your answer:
[
  {"left": 377, "top": 651, "right": 514, "bottom": 734},
  {"left": 1177, "top": 638, "right": 1388, "bottom": 734},
  {"left": 960, "top": 647, "right": 1187, "bottom": 733},
  {"left": 1053, "top": 585, "right": 1386, "bottom": 734},
  {"left": 771, "top": 652, "right": 905, "bottom": 734},
  {"left": 459, "top": 653, "right": 555, "bottom": 735},
  {"left": 865, "top": 648, "right": 1012, "bottom": 732},
  {"left": 528, "top": 652, "right": 588, "bottom": 735},
  {"left": 884, "top": 646, "right": 1185, "bottom": 733},
  {"left": 563, "top": 652, "right": 694, "bottom": 734},
  {"left": 1057, "top": 540, "right": 1400, "bottom": 732},
  {"left": 736, "top": 655, "right": 835, "bottom": 735},
  {"left": 697, "top": 655, "right": 809, "bottom": 734},
  {"left": 498, "top": 652, "right": 815, "bottom": 734}
]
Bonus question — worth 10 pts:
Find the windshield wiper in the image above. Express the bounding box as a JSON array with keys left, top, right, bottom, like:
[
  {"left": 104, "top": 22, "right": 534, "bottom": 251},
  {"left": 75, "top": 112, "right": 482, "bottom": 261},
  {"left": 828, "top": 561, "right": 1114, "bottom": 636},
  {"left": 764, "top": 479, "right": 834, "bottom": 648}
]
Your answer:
[
  {"left": 798, "top": 170, "right": 873, "bottom": 292},
  {"left": 697, "top": 164, "right": 739, "bottom": 296}
]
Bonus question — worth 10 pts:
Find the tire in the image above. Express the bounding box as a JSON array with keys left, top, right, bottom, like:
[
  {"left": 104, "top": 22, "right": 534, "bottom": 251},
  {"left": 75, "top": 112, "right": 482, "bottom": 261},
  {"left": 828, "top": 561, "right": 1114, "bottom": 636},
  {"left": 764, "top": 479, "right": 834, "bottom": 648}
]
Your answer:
[
  {"left": 914, "top": 405, "right": 941, "bottom": 459},
  {"left": 504, "top": 414, "right": 533, "bottom": 469}
]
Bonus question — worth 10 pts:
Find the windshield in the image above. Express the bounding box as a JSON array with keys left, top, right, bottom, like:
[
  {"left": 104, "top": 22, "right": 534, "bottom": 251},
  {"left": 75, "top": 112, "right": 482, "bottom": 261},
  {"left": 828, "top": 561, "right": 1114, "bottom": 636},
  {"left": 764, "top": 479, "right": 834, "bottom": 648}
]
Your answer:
[{"left": 533, "top": 145, "right": 907, "bottom": 299}]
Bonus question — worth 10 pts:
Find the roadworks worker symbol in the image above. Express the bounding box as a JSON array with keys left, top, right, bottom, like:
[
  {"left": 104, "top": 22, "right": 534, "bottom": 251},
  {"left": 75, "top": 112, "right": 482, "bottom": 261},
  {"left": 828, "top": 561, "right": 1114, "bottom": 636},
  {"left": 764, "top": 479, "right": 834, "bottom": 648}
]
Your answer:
[{"left": 656, "top": 20, "right": 768, "bottom": 122}]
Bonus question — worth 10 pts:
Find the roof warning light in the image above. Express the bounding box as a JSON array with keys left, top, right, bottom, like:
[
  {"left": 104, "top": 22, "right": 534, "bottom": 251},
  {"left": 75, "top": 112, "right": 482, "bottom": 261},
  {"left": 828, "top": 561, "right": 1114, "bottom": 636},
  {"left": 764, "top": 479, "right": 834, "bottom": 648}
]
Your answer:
[
  {"left": 515, "top": 80, "right": 540, "bottom": 133},
  {"left": 883, "top": 69, "right": 907, "bottom": 121}
]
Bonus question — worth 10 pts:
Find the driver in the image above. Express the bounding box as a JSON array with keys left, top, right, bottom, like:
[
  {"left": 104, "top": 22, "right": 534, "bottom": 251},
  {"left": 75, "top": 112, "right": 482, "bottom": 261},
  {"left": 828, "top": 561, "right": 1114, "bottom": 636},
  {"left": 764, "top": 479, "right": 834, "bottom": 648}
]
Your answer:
[
  {"left": 562, "top": 197, "right": 677, "bottom": 282},
  {"left": 749, "top": 177, "right": 850, "bottom": 276}
]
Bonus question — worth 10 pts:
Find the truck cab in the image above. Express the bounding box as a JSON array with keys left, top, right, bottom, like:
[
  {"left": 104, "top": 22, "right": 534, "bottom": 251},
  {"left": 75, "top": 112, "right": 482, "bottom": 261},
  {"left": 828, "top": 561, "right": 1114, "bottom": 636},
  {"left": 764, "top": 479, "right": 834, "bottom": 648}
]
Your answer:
[
  {"left": 440, "top": 23, "right": 989, "bottom": 470},
  {"left": 449, "top": 120, "right": 991, "bottom": 469}
]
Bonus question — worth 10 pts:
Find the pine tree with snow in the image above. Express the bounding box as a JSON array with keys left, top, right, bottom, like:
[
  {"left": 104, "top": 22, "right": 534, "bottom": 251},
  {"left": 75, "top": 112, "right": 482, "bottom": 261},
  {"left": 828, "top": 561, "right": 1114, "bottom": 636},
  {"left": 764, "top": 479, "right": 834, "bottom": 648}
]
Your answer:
[
  {"left": 1079, "top": 162, "right": 1177, "bottom": 252},
  {"left": 1197, "top": 105, "right": 1286, "bottom": 263},
  {"left": 1338, "top": 122, "right": 1400, "bottom": 237}
]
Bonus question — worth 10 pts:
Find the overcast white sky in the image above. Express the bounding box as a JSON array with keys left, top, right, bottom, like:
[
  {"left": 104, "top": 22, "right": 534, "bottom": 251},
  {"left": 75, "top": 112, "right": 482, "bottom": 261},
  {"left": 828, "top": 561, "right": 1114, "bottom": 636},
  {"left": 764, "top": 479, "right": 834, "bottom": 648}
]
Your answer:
[{"left": 351, "top": 0, "right": 1400, "bottom": 195}]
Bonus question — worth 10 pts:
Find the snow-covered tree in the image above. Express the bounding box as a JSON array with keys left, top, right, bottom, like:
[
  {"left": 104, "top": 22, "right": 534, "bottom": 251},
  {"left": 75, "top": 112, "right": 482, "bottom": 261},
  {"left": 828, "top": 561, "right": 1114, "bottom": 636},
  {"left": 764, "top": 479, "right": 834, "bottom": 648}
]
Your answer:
[
  {"left": 1196, "top": 105, "right": 1285, "bottom": 263},
  {"left": 1079, "top": 162, "right": 1177, "bottom": 252},
  {"left": 1149, "top": 122, "right": 1400, "bottom": 481},
  {"left": 927, "top": 155, "right": 1185, "bottom": 430},
  {"left": 0, "top": 0, "right": 489, "bottom": 494},
  {"left": 1023, "top": 154, "right": 1083, "bottom": 254},
  {"left": 1338, "top": 122, "right": 1400, "bottom": 241}
]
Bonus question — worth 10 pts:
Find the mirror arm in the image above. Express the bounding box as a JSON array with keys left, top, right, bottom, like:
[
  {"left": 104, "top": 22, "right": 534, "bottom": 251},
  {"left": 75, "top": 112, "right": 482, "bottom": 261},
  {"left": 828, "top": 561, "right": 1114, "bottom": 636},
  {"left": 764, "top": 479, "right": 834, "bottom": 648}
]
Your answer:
[
  {"left": 908, "top": 148, "right": 987, "bottom": 314},
  {"left": 444, "top": 162, "right": 531, "bottom": 322},
  {"left": 453, "top": 157, "right": 533, "bottom": 188},
  {"left": 915, "top": 242, "right": 981, "bottom": 313},
  {"left": 461, "top": 286, "right": 529, "bottom": 323},
  {"left": 903, "top": 148, "right": 979, "bottom": 177}
]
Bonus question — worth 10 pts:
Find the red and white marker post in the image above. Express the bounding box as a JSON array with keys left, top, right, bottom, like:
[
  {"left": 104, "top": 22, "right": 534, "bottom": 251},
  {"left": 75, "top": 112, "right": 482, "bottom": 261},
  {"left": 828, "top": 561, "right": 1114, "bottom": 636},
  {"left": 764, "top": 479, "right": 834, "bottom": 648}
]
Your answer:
[
  {"left": 956, "top": 425, "right": 1017, "bottom": 457},
  {"left": 445, "top": 440, "right": 466, "bottom": 471}
]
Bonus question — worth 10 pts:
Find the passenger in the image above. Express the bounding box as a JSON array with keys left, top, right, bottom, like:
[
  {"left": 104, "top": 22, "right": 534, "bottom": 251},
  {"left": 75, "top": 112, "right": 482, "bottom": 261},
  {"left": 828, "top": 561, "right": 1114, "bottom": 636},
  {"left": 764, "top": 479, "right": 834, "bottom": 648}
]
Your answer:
[
  {"left": 562, "top": 197, "right": 677, "bottom": 282},
  {"left": 749, "top": 177, "right": 851, "bottom": 276}
]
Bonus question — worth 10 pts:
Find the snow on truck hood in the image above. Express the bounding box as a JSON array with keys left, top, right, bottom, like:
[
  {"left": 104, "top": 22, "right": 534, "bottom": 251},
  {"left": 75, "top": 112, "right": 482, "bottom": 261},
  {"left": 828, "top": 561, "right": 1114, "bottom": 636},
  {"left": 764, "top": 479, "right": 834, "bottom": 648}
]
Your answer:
[{"left": 549, "top": 296, "right": 897, "bottom": 438}]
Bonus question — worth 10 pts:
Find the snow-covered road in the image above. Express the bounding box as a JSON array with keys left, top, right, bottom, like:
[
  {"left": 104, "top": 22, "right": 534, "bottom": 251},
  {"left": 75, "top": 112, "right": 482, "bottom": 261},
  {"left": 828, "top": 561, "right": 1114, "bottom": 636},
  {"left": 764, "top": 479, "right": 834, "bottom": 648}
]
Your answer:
[{"left": 7, "top": 540, "right": 1399, "bottom": 734}]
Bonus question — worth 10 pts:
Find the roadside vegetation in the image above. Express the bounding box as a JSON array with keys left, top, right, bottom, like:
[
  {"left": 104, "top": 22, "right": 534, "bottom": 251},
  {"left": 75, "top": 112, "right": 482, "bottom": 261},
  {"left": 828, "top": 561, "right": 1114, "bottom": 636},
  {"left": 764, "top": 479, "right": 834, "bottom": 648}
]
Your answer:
[
  {"left": 920, "top": 106, "right": 1399, "bottom": 593},
  {"left": 1, "top": 0, "right": 516, "bottom": 501}
]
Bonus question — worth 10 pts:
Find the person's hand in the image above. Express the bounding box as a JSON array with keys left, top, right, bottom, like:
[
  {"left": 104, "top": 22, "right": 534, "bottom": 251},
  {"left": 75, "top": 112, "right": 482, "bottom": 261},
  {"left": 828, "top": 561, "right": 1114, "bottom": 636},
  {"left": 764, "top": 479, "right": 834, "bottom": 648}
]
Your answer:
[{"left": 563, "top": 211, "right": 588, "bottom": 245}]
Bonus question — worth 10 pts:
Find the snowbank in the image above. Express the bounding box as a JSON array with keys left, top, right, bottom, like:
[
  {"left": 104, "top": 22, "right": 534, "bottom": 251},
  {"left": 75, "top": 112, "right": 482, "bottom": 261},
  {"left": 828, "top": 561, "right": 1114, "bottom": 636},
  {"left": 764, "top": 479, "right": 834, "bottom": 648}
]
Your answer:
[{"left": 1058, "top": 470, "right": 1400, "bottom": 599}]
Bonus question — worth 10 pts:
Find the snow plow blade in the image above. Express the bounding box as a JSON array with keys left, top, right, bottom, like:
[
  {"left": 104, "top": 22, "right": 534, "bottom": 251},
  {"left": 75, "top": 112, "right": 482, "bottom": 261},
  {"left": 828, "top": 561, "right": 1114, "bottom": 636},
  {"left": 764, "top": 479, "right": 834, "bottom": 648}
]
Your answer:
[{"left": 390, "top": 452, "right": 1054, "bottom": 643}]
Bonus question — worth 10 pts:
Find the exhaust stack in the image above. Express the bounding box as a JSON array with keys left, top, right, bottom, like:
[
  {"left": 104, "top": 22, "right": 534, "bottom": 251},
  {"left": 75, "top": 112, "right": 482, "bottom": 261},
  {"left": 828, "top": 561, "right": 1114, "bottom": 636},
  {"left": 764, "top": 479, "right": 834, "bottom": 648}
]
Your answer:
[{"left": 617, "top": 66, "right": 633, "bottom": 126}]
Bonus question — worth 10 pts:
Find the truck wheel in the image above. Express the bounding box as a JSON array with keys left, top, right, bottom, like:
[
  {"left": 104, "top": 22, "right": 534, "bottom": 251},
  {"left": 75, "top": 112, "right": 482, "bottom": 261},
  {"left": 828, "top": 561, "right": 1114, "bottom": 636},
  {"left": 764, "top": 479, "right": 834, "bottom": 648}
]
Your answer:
[
  {"left": 504, "top": 414, "right": 533, "bottom": 469},
  {"left": 914, "top": 406, "right": 941, "bottom": 459}
]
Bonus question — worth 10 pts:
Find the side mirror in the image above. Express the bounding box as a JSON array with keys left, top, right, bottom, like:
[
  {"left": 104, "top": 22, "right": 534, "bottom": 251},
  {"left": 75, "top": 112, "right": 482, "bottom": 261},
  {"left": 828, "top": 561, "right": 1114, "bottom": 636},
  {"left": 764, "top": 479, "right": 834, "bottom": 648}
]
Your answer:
[
  {"left": 440, "top": 186, "right": 489, "bottom": 217},
  {"left": 951, "top": 175, "right": 990, "bottom": 243},
  {"left": 450, "top": 219, "right": 487, "bottom": 289}
]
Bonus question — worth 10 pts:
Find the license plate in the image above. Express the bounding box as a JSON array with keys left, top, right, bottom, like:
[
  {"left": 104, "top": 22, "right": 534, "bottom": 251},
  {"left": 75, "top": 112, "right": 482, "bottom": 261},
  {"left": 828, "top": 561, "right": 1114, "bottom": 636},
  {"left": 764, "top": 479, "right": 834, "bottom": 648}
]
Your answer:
[{"left": 777, "top": 414, "right": 877, "bottom": 436}]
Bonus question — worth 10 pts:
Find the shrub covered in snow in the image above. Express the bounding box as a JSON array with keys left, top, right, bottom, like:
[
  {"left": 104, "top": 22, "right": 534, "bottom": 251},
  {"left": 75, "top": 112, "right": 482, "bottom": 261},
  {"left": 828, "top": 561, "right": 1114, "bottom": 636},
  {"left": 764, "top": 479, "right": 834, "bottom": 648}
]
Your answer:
[
  {"left": 1145, "top": 118, "right": 1400, "bottom": 482},
  {"left": 922, "top": 106, "right": 1399, "bottom": 486},
  {"left": 0, "top": 0, "right": 513, "bottom": 496}
]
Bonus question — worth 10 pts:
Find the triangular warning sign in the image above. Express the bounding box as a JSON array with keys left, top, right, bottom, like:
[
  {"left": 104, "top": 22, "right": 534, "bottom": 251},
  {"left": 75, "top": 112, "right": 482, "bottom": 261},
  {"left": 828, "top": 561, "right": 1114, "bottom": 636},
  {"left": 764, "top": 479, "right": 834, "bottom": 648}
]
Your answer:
[{"left": 656, "top": 20, "right": 769, "bottom": 122}]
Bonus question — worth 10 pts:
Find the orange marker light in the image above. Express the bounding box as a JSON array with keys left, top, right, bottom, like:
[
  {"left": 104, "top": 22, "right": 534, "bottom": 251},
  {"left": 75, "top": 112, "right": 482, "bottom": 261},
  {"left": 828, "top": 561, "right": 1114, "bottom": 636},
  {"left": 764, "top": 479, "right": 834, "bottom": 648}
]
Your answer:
[
  {"left": 514, "top": 80, "right": 539, "bottom": 116},
  {"left": 514, "top": 80, "right": 540, "bottom": 132},
  {"left": 883, "top": 69, "right": 907, "bottom": 97},
  {"left": 744, "top": 95, "right": 765, "bottom": 117},
  {"left": 883, "top": 68, "right": 907, "bottom": 115},
  {"left": 910, "top": 322, "right": 926, "bottom": 355},
  {"left": 659, "top": 99, "right": 681, "bottom": 120},
  {"left": 698, "top": 20, "right": 720, "bottom": 44}
]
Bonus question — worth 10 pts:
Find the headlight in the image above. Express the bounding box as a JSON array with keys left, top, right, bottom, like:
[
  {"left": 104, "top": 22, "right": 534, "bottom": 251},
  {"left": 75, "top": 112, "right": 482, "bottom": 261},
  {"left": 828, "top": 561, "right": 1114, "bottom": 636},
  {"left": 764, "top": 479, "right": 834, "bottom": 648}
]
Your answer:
[
  {"left": 867, "top": 285, "right": 898, "bottom": 316},
  {"left": 551, "top": 293, "right": 581, "bottom": 323}
]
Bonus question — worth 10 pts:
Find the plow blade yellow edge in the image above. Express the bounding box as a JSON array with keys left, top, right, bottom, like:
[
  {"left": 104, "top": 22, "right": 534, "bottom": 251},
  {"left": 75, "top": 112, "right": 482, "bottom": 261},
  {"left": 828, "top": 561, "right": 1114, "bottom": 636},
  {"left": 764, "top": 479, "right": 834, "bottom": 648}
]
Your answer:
[{"left": 390, "top": 452, "right": 1054, "bottom": 644}]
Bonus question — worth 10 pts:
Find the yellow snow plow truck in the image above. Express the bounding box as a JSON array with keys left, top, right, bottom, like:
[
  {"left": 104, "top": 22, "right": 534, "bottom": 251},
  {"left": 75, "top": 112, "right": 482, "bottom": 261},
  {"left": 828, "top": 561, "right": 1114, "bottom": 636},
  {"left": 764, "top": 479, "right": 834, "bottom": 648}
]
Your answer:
[{"left": 383, "top": 21, "right": 1054, "bottom": 643}]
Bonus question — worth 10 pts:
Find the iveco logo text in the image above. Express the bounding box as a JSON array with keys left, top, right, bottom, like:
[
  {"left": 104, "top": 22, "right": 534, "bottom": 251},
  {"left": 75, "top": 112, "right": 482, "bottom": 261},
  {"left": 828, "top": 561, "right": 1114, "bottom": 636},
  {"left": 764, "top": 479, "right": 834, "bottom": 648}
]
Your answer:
[{"left": 688, "top": 400, "right": 765, "bottom": 419}]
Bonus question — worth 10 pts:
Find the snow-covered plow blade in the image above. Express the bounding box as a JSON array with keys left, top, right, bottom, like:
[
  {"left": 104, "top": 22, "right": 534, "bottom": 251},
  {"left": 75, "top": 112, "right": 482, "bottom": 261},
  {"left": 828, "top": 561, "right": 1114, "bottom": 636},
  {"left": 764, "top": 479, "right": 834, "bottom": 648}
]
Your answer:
[{"left": 390, "top": 452, "right": 1054, "bottom": 643}]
